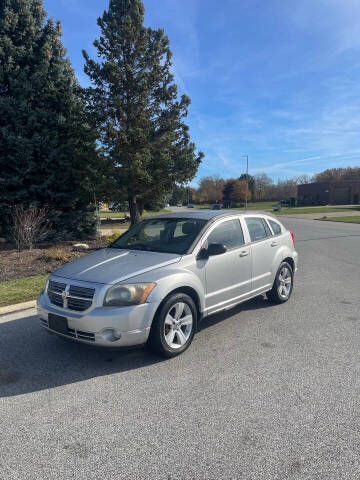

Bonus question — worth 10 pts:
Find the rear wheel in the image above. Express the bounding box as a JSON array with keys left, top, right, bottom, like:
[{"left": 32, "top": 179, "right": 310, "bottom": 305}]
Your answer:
[
  {"left": 149, "top": 293, "right": 197, "bottom": 358},
  {"left": 267, "top": 261, "right": 293, "bottom": 304}
]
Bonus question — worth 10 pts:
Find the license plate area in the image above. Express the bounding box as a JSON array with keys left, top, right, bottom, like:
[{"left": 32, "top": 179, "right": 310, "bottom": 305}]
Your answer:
[{"left": 48, "top": 313, "right": 68, "bottom": 335}]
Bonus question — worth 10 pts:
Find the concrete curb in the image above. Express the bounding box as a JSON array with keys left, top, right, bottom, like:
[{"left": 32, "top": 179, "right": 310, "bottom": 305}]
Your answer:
[{"left": 0, "top": 300, "right": 36, "bottom": 316}]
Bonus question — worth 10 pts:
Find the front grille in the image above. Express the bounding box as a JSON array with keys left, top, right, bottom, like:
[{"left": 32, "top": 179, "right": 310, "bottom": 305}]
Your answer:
[
  {"left": 67, "top": 297, "right": 92, "bottom": 311},
  {"left": 67, "top": 328, "right": 95, "bottom": 342},
  {"left": 40, "top": 319, "right": 95, "bottom": 342},
  {"left": 69, "top": 285, "right": 95, "bottom": 299},
  {"left": 48, "top": 280, "right": 66, "bottom": 293},
  {"left": 47, "top": 280, "right": 95, "bottom": 312},
  {"left": 48, "top": 291, "right": 63, "bottom": 307},
  {"left": 40, "top": 318, "right": 48, "bottom": 328}
]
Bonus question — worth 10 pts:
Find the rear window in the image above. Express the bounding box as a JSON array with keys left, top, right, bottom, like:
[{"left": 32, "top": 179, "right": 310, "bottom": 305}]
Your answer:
[
  {"left": 245, "top": 217, "right": 270, "bottom": 242},
  {"left": 268, "top": 219, "right": 282, "bottom": 235},
  {"left": 262, "top": 219, "right": 273, "bottom": 237}
]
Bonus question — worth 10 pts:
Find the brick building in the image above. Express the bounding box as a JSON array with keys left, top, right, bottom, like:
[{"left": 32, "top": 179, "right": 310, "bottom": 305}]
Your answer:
[{"left": 298, "top": 181, "right": 360, "bottom": 205}]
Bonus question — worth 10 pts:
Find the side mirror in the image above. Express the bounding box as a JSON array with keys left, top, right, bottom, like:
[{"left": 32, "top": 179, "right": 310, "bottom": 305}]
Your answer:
[
  {"left": 207, "top": 242, "right": 227, "bottom": 256},
  {"left": 197, "top": 247, "right": 209, "bottom": 260}
]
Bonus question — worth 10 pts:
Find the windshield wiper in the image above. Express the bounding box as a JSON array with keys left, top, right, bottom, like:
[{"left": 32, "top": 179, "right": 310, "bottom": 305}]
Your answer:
[{"left": 127, "top": 244, "right": 150, "bottom": 251}]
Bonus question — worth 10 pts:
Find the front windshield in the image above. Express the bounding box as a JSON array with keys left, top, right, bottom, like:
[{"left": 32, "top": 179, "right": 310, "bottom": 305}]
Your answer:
[{"left": 110, "top": 217, "right": 207, "bottom": 254}]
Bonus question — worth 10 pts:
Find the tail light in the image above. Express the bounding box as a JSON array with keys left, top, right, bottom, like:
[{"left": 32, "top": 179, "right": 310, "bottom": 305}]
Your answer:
[{"left": 290, "top": 231, "right": 295, "bottom": 247}]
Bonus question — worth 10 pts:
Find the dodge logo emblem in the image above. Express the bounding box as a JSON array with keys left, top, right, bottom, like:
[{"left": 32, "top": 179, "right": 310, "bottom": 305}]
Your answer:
[{"left": 61, "top": 291, "right": 69, "bottom": 301}]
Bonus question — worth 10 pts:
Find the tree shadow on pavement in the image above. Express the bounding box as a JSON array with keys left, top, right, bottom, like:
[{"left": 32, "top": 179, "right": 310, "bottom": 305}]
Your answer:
[
  {"left": 0, "top": 313, "right": 164, "bottom": 398},
  {"left": 0, "top": 296, "right": 272, "bottom": 398}
]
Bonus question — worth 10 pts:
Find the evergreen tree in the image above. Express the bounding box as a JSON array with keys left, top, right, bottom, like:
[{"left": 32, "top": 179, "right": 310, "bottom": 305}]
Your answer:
[
  {"left": 0, "top": 0, "right": 101, "bottom": 239},
  {"left": 83, "top": 0, "right": 203, "bottom": 225},
  {"left": 222, "top": 179, "right": 236, "bottom": 208}
]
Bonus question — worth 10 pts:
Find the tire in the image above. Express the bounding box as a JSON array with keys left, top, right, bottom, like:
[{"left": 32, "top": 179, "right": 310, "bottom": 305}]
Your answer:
[
  {"left": 148, "top": 293, "right": 197, "bottom": 358},
  {"left": 267, "top": 261, "right": 294, "bottom": 304}
]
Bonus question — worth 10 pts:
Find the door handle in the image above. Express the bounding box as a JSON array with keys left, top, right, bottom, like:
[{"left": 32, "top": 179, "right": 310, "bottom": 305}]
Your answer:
[
  {"left": 239, "top": 250, "right": 249, "bottom": 257},
  {"left": 271, "top": 241, "right": 278, "bottom": 247}
]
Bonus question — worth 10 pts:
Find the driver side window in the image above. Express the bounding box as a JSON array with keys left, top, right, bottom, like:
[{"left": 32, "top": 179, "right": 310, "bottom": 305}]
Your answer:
[{"left": 207, "top": 219, "right": 245, "bottom": 250}]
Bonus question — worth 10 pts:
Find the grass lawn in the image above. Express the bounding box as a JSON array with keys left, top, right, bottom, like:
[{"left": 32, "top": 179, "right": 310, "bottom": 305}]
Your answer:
[
  {"left": 242, "top": 202, "right": 278, "bottom": 210},
  {"left": 321, "top": 216, "right": 360, "bottom": 224},
  {"left": 99, "top": 211, "right": 127, "bottom": 218},
  {"left": 100, "top": 224, "right": 129, "bottom": 231},
  {"left": 100, "top": 205, "right": 360, "bottom": 217},
  {"left": 0, "top": 274, "right": 48, "bottom": 307},
  {"left": 99, "top": 208, "right": 170, "bottom": 219},
  {"left": 276, "top": 206, "right": 360, "bottom": 215},
  {"left": 194, "top": 203, "right": 360, "bottom": 214},
  {"left": 194, "top": 202, "right": 277, "bottom": 210},
  {"left": 143, "top": 209, "right": 171, "bottom": 217}
]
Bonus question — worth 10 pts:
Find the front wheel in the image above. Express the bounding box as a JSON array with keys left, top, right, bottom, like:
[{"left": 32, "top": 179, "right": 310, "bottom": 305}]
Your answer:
[
  {"left": 267, "top": 261, "right": 294, "bottom": 304},
  {"left": 148, "top": 293, "right": 197, "bottom": 358}
]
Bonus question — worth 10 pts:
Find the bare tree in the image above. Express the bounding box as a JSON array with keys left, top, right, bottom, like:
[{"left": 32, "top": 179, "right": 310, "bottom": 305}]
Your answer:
[
  {"left": 276, "top": 179, "right": 297, "bottom": 198},
  {"left": 254, "top": 173, "right": 273, "bottom": 200},
  {"left": 295, "top": 174, "right": 313, "bottom": 185},
  {"left": 313, "top": 167, "right": 360, "bottom": 182},
  {"left": 197, "top": 175, "right": 225, "bottom": 203},
  {"left": 11, "top": 205, "right": 50, "bottom": 250},
  {"left": 230, "top": 179, "right": 251, "bottom": 203}
]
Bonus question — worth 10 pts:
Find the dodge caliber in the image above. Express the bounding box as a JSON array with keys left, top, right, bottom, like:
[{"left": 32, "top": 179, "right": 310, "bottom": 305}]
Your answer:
[{"left": 37, "top": 211, "right": 298, "bottom": 357}]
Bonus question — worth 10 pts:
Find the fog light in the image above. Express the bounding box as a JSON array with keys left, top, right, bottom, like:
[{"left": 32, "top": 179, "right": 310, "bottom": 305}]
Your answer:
[
  {"left": 99, "top": 328, "right": 122, "bottom": 342},
  {"left": 113, "top": 329, "right": 121, "bottom": 340}
]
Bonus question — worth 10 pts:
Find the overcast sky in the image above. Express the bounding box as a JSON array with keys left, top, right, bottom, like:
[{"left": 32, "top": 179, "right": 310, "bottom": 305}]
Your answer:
[{"left": 44, "top": 0, "right": 360, "bottom": 183}]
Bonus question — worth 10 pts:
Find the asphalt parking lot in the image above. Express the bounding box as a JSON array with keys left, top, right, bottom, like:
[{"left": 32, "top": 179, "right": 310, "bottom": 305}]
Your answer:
[{"left": 1, "top": 218, "right": 359, "bottom": 480}]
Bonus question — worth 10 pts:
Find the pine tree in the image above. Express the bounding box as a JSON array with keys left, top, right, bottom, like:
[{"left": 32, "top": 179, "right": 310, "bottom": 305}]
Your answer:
[
  {"left": 0, "top": 0, "right": 101, "bottom": 239},
  {"left": 83, "top": 0, "right": 203, "bottom": 225}
]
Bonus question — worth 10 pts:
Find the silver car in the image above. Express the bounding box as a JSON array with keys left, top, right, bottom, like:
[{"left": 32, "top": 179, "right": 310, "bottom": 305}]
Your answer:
[{"left": 37, "top": 211, "right": 298, "bottom": 357}]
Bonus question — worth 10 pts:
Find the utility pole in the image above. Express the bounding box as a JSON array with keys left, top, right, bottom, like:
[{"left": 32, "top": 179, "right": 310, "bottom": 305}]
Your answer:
[{"left": 242, "top": 155, "right": 249, "bottom": 210}]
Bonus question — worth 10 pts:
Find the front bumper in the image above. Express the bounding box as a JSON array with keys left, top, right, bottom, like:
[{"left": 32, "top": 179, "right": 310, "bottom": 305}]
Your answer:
[
  {"left": 293, "top": 251, "right": 299, "bottom": 273},
  {"left": 37, "top": 291, "right": 159, "bottom": 348}
]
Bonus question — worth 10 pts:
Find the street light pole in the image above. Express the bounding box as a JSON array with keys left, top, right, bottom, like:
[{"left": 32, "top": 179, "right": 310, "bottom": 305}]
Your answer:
[{"left": 242, "top": 155, "right": 249, "bottom": 210}]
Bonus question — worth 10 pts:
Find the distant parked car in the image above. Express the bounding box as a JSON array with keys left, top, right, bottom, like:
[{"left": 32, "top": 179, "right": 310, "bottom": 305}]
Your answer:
[
  {"left": 177, "top": 202, "right": 182, "bottom": 207},
  {"left": 108, "top": 202, "right": 123, "bottom": 211},
  {"left": 38, "top": 211, "right": 298, "bottom": 358},
  {"left": 280, "top": 198, "right": 297, "bottom": 207},
  {"left": 211, "top": 204, "right": 221, "bottom": 210},
  {"left": 187, "top": 204, "right": 194, "bottom": 208}
]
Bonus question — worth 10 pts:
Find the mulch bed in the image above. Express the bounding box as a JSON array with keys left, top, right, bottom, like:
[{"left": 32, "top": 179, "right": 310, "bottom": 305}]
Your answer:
[{"left": 0, "top": 239, "right": 106, "bottom": 282}]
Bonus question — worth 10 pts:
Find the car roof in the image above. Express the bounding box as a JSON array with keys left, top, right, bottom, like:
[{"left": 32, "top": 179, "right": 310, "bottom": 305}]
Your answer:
[{"left": 150, "top": 210, "right": 279, "bottom": 221}]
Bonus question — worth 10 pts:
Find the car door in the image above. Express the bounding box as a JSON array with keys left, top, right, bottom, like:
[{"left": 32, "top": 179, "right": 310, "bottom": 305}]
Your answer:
[
  {"left": 202, "top": 218, "right": 252, "bottom": 314},
  {"left": 244, "top": 216, "right": 279, "bottom": 292}
]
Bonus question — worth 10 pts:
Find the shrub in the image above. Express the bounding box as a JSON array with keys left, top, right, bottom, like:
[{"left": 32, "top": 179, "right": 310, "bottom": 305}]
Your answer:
[
  {"left": 11, "top": 205, "right": 50, "bottom": 251},
  {"left": 104, "top": 231, "right": 121, "bottom": 246},
  {"left": 43, "top": 247, "right": 73, "bottom": 263},
  {"left": 143, "top": 200, "right": 165, "bottom": 212}
]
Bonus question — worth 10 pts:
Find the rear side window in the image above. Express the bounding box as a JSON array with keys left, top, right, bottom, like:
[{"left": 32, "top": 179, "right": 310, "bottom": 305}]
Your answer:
[
  {"left": 268, "top": 219, "right": 282, "bottom": 235},
  {"left": 262, "top": 219, "right": 273, "bottom": 237},
  {"left": 245, "top": 217, "right": 270, "bottom": 242},
  {"left": 207, "top": 219, "right": 245, "bottom": 249}
]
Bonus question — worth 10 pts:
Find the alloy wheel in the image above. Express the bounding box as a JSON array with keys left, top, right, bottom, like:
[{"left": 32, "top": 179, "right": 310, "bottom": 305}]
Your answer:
[
  {"left": 163, "top": 302, "right": 193, "bottom": 349},
  {"left": 277, "top": 266, "right": 292, "bottom": 299}
]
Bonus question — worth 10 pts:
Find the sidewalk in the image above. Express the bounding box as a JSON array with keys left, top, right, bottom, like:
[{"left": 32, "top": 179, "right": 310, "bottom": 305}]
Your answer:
[{"left": 0, "top": 300, "right": 36, "bottom": 316}]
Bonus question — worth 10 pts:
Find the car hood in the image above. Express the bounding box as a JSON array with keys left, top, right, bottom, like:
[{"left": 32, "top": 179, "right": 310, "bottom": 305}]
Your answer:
[{"left": 52, "top": 248, "right": 181, "bottom": 285}]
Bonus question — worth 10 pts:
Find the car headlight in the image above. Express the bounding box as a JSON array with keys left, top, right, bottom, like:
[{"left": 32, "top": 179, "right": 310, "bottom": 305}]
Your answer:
[{"left": 103, "top": 283, "right": 156, "bottom": 307}]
